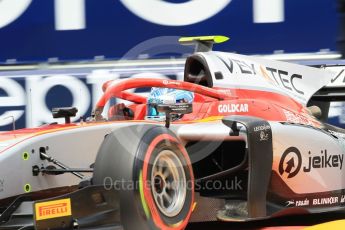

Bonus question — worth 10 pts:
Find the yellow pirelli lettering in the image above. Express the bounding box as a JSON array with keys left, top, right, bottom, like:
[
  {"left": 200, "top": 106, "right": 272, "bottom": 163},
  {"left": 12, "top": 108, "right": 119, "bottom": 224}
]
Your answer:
[{"left": 35, "top": 198, "right": 72, "bottom": 221}]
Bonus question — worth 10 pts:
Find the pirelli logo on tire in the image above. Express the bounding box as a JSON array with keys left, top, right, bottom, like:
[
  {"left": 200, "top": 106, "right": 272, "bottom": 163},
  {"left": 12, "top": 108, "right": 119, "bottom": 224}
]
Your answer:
[{"left": 34, "top": 198, "right": 72, "bottom": 221}]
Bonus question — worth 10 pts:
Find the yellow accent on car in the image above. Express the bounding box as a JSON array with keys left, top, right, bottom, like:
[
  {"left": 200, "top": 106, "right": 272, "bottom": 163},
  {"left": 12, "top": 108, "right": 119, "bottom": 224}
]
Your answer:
[
  {"left": 192, "top": 202, "right": 197, "bottom": 212},
  {"left": 179, "top": 35, "right": 230, "bottom": 44},
  {"left": 24, "top": 184, "right": 31, "bottom": 193},
  {"left": 197, "top": 116, "right": 224, "bottom": 122},
  {"left": 22, "top": 152, "right": 29, "bottom": 160},
  {"left": 139, "top": 171, "right": 150, "bottom": 219},
  {"left": 34, "top": 198, "right": 72, "bottom": 221}
]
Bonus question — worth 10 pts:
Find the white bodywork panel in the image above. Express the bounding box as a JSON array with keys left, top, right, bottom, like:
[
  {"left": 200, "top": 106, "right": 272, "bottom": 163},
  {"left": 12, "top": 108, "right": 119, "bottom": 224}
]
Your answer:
[
  {"left": 271, "top": 122, "right": 345, "bottom": 193},
  {"left": 323, "top": 65, "right": 345, "bottom": 88},
  {"left": 198, "top": 52, "right": 335, "bottom": 105},
  {"left": 0, "top": 123, "right": 138, "bottom": 199},
  {"left": 0, "top": 119, "right": 345, "bottom": 200}
]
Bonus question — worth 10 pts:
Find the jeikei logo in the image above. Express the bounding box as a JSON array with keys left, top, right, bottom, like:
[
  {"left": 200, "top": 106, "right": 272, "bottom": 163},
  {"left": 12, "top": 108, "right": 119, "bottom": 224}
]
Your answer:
[
  {"left": 35, "top": 198, "right": 72, "bottom": 221},
  {"left": 279, "top": 147, "right": 302, "bottom": 178},
  {"left": 279, "top": 147, "right": 344, "bottom": 179},
  {"left": 303, "top": 149, "right": 344, "bottom": 172}
]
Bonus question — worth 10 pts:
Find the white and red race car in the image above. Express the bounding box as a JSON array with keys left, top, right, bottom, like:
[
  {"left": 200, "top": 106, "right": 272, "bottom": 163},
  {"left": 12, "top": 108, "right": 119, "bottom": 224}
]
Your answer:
[{"left": 0, "top": 36, "right": 344, "bottom": 230}]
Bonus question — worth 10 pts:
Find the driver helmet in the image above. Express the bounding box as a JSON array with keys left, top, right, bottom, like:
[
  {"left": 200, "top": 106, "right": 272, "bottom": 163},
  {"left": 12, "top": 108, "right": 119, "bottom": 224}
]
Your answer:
[{"left": 146, "top": 87, "right": 194, "bottom": 121}]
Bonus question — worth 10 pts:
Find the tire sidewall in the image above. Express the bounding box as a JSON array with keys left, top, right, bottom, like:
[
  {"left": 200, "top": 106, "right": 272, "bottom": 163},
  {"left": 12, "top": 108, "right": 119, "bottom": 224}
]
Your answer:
[{"left": 133, "top": 127, "right": 194, "bottom": 230}]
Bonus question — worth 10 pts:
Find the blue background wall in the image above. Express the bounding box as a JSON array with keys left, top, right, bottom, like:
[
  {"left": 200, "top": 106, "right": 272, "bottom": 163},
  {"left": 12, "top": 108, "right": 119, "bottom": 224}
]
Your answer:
[{"left": 0, "top": 0, "right": 339, "bottom": 62}]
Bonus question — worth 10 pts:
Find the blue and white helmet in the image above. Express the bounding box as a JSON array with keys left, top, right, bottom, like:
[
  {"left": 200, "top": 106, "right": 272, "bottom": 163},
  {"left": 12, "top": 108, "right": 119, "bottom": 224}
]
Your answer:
[{"left": 146, "top": 87, "right": 194, "bottom": 121}]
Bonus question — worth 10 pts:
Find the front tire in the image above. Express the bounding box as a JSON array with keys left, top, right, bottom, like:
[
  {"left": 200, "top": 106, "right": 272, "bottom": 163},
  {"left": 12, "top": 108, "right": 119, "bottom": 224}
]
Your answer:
[{"left": 93, "top": 125, "right": 194, "bottom": 230}]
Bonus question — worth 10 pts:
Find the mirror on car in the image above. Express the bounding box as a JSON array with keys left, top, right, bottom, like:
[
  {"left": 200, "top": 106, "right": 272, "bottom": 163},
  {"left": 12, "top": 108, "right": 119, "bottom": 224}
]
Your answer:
[
  {"left": 157, "top": 103, "right": 193, "bottom": 128},
  {"left": 52, "top": 107, "right": 78, "bottom": 124},
  {"left": 157, "top": 103, "right": 193, "bottom": 115}
]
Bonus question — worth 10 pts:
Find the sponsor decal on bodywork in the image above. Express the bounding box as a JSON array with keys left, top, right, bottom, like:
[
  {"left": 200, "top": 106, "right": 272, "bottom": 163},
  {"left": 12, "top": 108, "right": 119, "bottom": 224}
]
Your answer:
[
  {"left": 253, "top": 124, "right": 271, "bottom": 132},
  {"left": 218, "top": 103, "right": 249, "bottom": 113},
  {"left": 259, "top": 131, "right": 269, "bottom": 141},
  {"left": 285, "top": 194, "right": 345, "bottom": 208},
  {"left": 282, "top": 109, "right": 314, "bottom": 125},
  {"left": 35, "top": 198, "right": 72, "bottom": 221},
  {"left": 216, "top": 55, "right": 305, "bottom": 97},
  {"left": 326, "top": 67, "right": 345, "bottom": 87},
  {"left": 212, "top": 52, "right": 334, "bottom": 106},
  {"left": 279, "top": 147, "right": 344, "bottom": 179},
  {"left": 313, "top": 196, "right": 339, "bottom": 205},
  {"left": 303, "top": 149, "right": 344, "bottom": 172},
  {"left": 328, "top": 130, "right": 345, "bottom": 139},
  {"left": 162, "top": 79, "right": 181, "bottom": 86},
  {"left": 253, "top": 124, "right": 271, "bottom": 141},
  {"left": 285, "top": 198, "right": 309, "bottom": 207},
  {"left": 279, "top": 147, "right": 302, "bottom": 179}
]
